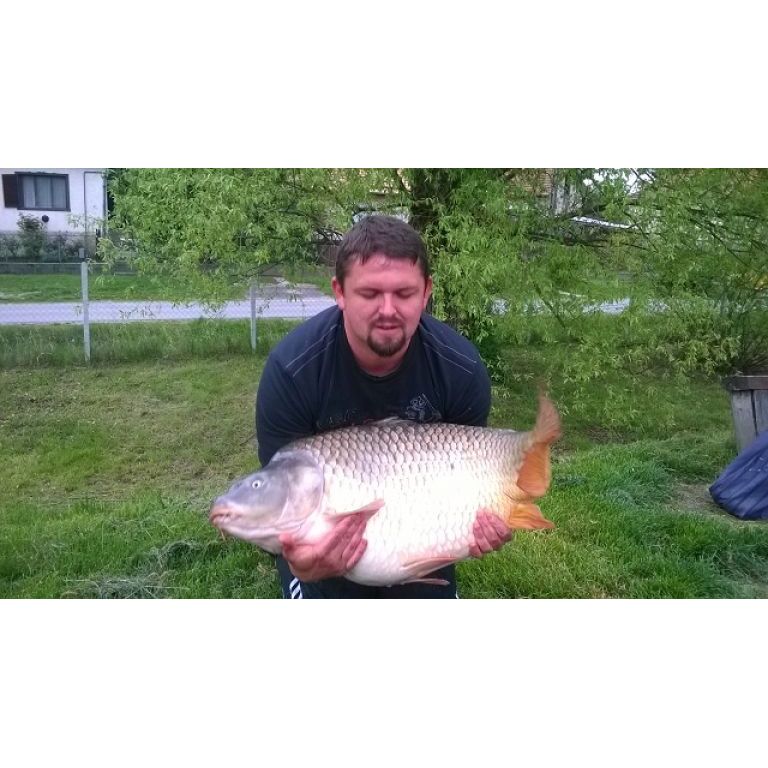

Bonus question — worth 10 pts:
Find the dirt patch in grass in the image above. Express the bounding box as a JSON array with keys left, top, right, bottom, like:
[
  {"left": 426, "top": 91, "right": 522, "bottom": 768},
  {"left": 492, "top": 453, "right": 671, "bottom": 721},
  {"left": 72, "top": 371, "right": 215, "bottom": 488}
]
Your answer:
[
  {"left": 670, "top": 482, "right": 762, "bottom": 526},
  {"left": 583, "top": 425, "right": 628, "bottom": 444},
  {"left": 673, "top": 483, "right": 720, "bottom": 513}
]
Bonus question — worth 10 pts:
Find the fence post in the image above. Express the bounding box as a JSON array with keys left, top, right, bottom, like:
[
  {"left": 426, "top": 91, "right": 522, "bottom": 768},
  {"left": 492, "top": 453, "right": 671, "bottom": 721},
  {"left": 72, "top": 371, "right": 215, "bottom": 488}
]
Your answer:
[
  {"left": 724, "top": 375, "right": 768, "bottom": 452},
  {"left": 250, "top": 280, "right": 258, "bottom": 352},
  {"left": 80, "top": 248, "right": 91, "bottom": 363}
]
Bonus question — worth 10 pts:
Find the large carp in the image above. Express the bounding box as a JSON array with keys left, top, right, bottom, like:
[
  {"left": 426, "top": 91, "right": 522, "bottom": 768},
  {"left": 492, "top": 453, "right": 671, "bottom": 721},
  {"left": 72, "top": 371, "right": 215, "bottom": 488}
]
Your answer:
[{"left": 209, "top": 395, "right": 560, "bottom": 586}]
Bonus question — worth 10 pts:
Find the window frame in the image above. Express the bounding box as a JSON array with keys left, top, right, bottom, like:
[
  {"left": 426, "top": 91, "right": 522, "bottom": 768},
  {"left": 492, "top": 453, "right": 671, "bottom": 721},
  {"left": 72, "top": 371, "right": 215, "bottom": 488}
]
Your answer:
[{"left": 16, "top": 172, "right": 70, "bottom": 212}]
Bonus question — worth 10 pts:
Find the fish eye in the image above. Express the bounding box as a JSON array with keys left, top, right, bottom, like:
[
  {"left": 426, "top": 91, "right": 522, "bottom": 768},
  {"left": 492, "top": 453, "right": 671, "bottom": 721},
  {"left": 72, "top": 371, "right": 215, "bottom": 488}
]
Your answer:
[{"left": 251, "top": 479, "right": 263, "bottom": 490}]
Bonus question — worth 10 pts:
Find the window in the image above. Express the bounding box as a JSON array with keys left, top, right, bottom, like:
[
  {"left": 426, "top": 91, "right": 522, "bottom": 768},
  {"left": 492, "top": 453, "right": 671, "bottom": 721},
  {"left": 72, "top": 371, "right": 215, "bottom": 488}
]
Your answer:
[{"left": 16, "top": 173, "right": 69, "bottom": 211}]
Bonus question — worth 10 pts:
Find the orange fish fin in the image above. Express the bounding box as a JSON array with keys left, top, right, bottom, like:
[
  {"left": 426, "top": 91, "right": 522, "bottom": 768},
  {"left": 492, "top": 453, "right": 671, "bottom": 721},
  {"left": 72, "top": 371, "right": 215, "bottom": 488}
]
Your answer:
[
  {"left": 515, "top": 396, "right": 560, "bottom": 498},
  {"left": 503, "top": 501, "right": 555, "bottom": 531},
  {"left": 516, "top": 442, "right": 551, "bottom": 498},
  {"left": 504, "top": 483, "right": 531, "bottom": 502},
  {"left": 401, "top": 577, "right": 451, "bottom": 586},
  {"left": 532, "top": 394, "right": 562, "bottom": 444},
  {"left": 516, "top": 393, "right": 561, "bottom": 499}
]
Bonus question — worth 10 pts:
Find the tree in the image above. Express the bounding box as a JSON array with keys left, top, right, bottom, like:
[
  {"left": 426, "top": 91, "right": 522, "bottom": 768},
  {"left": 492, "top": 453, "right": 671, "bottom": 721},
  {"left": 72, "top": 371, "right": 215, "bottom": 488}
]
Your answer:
[
  {"left": 625, "top": 168, "right": 768, "bottom": 375},
  {"left": 103, "top": 167, "right": 624, "bottom": 373},
  {"left": 102, "top": 168, "right": 391, "bottom": 300},
  {"left": 396, "top": 168, "right": 622, "bottom": 372},
  {"left": 104, "top": 168, "right": 768, "bottom": 433}
]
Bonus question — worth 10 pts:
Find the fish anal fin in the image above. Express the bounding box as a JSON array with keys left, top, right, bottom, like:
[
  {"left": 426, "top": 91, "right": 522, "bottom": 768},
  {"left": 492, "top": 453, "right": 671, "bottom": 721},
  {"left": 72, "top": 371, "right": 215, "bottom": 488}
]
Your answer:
[
  {"left": 400, "top": 555, "right": 458, "bottom": 579},
  {"left": 516, "top": 442, "right": 551, "bottom": 498},
  {"left": 503, "top": 501, "right": 555, "bottom": 531}
]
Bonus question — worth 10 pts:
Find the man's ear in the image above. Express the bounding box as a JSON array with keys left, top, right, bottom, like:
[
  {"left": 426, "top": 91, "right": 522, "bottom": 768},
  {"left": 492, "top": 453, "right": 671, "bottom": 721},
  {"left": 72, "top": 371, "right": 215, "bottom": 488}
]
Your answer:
[
  {"left": 332, "top": 276, "right": 345, "bottom": 310},
  {"left": 423, "top": 277, "right": 433, "bottom": 310}
]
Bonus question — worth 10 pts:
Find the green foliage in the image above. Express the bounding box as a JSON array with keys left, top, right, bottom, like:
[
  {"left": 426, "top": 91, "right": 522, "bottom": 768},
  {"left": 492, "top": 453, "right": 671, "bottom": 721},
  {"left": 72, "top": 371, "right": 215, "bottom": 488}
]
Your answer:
[
  {"left": 104, "top": 168, "right": 768, "bottom": 405},
  {"left": 403, "top": 169, "right": 612, "bottom": 377},
  {"left": 0, "top": 217, "right": 84, "bottom": 263},
  {"left": 491, "top": 168, "right": 768, "bottom": 419},
  {"left": 628, "top": 169, "right": 768, "bottom": 374},
  {"left": 17, "top": 214, "right": 45, "bottom": 260},
  {"left": 101, "top": 168, "right": 391, "bottom": 301}
]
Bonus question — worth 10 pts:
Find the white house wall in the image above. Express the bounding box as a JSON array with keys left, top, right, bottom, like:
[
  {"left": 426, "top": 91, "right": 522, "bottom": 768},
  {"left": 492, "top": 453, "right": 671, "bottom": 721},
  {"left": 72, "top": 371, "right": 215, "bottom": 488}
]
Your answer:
[{"left": 0, "top": 168, "right": 106, "bottom": 235}]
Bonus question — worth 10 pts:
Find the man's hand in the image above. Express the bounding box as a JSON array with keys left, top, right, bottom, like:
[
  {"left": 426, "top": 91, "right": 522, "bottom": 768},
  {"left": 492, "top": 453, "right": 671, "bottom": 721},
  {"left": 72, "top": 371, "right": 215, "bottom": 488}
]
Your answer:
[
  {"left": 469, "top": 510, "right": 513, "bottom": 558},
  {"left": 279, "top": 511, "right": 375, "bottom": 582}
]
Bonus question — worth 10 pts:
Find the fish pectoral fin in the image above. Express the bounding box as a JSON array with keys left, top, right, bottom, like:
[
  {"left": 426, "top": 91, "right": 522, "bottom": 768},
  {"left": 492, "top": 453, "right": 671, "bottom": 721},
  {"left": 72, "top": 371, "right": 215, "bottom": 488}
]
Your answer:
[
  {"left": 400, "top": 577, "right": 450, "bottom": 586},
  {"left": 516, "top": 442, "right": 551, "bottom": 498},
  {"left": 325, "top": 499, "right": 385, "bottom": 520},
  {"left": 503, "top": 500, "right": 555, "bottom": 531}
]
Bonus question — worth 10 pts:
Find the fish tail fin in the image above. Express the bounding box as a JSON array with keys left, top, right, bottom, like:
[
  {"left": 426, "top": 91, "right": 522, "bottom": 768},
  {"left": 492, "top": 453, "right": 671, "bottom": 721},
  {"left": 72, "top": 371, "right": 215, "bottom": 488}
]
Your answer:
[
  {"left": 504, "top": 501, "right": 555, "bottom": 531},
  {"left": 515, "top": 394, "right": 561, "bottom": 498}
]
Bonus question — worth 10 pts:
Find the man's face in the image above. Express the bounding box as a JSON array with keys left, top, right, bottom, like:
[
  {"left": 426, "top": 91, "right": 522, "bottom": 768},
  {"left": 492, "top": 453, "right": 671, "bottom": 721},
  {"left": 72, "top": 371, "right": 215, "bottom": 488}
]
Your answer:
[{"left": 332, "top": 254, "right": 433, "bottom": 360}]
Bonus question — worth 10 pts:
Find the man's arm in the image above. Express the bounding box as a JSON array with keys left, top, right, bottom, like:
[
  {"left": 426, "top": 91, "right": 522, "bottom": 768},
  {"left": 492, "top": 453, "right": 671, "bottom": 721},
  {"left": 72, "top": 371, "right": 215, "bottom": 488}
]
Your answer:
[
  {"left": 278, "top": 506, "right": 379, "bottom": 581},
  {"left": 256, "top": 353, "right": 315, "bottom": 466},
  {"left": 445, "top": 357, "right": 492, "bottom": 427}
]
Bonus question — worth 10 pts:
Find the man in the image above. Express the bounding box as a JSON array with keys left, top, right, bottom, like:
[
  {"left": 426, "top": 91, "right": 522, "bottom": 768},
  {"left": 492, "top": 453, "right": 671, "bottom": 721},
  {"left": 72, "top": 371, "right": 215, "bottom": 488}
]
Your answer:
[{"left": 256, "top": 215, "right": 512, "bottom": 598}]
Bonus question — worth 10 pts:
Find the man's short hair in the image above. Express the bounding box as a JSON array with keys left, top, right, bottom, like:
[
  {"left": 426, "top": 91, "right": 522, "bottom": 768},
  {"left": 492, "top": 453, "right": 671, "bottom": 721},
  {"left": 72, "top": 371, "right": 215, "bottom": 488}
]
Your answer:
[{"left": 335, "top": 215, "right": 430, "bottom": 286}]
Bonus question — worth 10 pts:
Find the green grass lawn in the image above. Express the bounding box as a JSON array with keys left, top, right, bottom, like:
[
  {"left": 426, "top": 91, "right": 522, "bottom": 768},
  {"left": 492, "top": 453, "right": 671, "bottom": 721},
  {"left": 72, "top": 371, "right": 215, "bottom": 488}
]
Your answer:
[
  {"left": 2, "top": 320, "right": 766, "bottom": 599},
  {"left": 0, "top": 265, "right": 334, "bottom": 303},
  {"left": 0, "top": 273, "right": 211, "bottom": 302},
  {"left": 0, "top": 318, "right": 298, "bottom": 367}
]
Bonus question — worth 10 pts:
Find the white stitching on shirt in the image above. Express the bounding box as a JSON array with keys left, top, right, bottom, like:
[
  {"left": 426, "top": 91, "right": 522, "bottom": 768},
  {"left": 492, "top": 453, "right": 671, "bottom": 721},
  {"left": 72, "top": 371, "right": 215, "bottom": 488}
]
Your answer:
[
  {"left": 284, "top": 325, "right": 338, "bottom": 373},
  {"left": 290, "top": 338, "right": 338, "bottom": 377},
  {"left": 419, "top": 325, "right": 477, "bottom": 365},
  {"left": 421, "top": 339, "right": 475, "bottom": 375}
]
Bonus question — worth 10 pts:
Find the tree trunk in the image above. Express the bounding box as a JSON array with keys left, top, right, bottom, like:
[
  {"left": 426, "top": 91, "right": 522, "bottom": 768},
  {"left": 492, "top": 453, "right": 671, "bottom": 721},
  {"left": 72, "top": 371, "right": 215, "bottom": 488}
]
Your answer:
[{"left": 405, "top": 169, "right": 457, "bottom": 319}]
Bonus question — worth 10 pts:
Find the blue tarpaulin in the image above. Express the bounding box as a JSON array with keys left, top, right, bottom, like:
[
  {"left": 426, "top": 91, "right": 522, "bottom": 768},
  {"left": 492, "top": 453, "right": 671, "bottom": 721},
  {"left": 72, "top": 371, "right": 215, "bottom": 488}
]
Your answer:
[{"left": 710, "top": 431, "right": 768, "bottom": 520}]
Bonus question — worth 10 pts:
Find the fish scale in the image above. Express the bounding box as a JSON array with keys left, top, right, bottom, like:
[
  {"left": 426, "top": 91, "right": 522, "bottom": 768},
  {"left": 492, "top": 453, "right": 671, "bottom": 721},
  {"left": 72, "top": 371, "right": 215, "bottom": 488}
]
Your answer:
[{"left": 210, "top": 395, "right": 561, "bottom": 586}]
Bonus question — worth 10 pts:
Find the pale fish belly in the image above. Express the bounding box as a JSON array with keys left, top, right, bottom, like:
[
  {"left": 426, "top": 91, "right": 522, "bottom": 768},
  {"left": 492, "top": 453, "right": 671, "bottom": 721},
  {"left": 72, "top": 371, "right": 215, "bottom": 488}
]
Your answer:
[{"left": 294, "top": 422, "right": 521, "bottom": 586}]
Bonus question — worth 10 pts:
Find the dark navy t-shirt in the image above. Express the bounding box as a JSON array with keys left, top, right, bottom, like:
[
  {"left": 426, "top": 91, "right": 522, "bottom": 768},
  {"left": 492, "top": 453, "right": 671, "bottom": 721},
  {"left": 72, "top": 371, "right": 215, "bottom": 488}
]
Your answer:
[{"left": 255, "top": 306, "right": 491, "bottom": 466}]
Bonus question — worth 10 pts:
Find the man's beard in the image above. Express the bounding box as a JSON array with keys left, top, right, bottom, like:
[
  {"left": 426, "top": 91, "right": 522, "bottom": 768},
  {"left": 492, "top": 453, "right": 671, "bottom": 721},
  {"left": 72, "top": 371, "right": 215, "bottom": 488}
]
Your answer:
[{"left": 367, "top": 326, "right": 407, "bottom": 357}]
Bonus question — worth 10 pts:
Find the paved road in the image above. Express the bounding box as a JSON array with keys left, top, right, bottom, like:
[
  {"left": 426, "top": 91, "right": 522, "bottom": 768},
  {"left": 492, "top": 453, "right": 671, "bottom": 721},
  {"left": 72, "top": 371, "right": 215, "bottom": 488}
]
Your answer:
[
  {"left": 0, "top": 288, "right": 639, "bottom": 327},
  {"left": 0, "top": 286, "right": 336, "bottom": 326}
]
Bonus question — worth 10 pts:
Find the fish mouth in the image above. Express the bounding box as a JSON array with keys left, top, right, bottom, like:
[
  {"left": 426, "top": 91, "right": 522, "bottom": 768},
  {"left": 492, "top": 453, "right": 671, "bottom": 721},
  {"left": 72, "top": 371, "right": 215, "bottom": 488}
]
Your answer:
[
  {"left": 208, "top": 504, "right": 237, "bottom": 528},
  {"left": 209, "top": 502, "right": 301, "bottom": 540}
]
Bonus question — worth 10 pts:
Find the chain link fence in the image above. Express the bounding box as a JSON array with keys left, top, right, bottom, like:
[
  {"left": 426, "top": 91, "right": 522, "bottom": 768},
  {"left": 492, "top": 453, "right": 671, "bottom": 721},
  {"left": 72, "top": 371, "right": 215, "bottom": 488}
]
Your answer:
[{"left": 0, "top": 255, "right": 336, "bottom": 365}]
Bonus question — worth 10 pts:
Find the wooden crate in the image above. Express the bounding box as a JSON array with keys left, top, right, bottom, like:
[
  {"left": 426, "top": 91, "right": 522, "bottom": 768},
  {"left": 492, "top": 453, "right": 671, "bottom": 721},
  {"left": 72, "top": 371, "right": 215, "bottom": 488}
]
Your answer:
[{"left": 724, "top": 375, "right": 768, "bottom": 453}]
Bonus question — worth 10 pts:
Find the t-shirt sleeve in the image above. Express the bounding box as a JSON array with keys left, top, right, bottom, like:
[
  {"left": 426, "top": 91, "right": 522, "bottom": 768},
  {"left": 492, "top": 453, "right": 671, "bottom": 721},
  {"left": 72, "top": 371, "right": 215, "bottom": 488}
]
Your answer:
[
  {"left": 445, "top": 357, "right": 492, "bottom": 427},
  {"left": 255, "top": 353, "right": 315, "bottom": 466}
]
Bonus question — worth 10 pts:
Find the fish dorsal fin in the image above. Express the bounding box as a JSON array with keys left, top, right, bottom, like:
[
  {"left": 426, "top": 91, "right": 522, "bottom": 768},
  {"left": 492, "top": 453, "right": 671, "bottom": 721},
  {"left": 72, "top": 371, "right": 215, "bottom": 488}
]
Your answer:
[
  {"left": 369, "top": 416, "right": 411, "bottom": 427},
  {"left": 531, "top": 394, "right": 562, "bottom": 444}
]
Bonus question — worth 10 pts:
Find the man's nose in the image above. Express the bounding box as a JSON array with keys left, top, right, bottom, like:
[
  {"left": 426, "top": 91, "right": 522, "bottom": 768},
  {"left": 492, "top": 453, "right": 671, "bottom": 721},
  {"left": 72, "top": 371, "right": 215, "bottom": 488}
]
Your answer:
[{"left": 380, "top": 293, "right": 395, "bottom": 315}]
